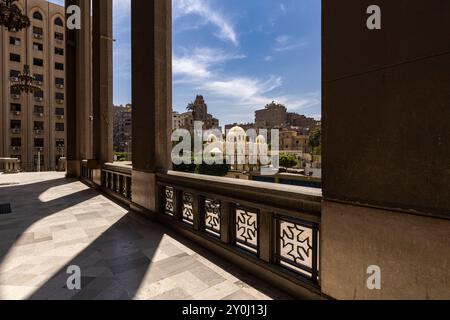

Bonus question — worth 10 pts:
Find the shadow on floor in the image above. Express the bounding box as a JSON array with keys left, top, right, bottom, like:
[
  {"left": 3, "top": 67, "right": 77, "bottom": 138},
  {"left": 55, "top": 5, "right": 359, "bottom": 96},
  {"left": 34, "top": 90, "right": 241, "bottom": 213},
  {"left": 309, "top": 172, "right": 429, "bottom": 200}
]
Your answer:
[{"left": 0, "top": 174, "right": 291, "bottom": 300}]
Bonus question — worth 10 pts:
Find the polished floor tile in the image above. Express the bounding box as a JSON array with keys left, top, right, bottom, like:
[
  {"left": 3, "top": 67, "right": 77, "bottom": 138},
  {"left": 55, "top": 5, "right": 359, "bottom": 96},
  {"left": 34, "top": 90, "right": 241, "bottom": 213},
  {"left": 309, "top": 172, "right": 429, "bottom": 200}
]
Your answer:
[{"left": 0, "top": 172, "right": 291, "bottom": 300}]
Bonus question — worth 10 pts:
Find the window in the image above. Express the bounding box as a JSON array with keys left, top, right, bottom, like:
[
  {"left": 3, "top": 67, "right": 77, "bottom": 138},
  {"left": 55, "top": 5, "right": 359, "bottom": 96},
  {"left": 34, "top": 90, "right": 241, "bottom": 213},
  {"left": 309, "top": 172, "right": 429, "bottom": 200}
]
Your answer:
[
  {"left": 55, "top": 108, "right": 65, "bottom": 116},
  {"left": 34, "top": 122, "right": 44, "bottom": 131},
  {"left": 55, "top": 47, "right": 64, "bottom": 55},
  {"left": 56, "top": 139, "right": 65, "bottom": 148},
  {"left": 34, "top": 106, "right": 44, "bottom": 114},
  {"left": 10, "top": 87, "right": 20, "bottom": 95},
  {"left": 9, "top": 36, "right": 20, "bottom": 46},
  {"left": 33, "top": 11, "right": 43, "bottom": 21},
  {"left": 10, "top": 70, "right": 20, "bottom": 78},
  {"left": 55, "top": 92, "right": 64, "bottom": 100},
  {"left": 33, "top": 26, "right": 43, "bottom": 36},
  {"left": 55, "top": 32, "right": 64, "bottom": 41},
  {"left": 10, "top": 53, "right": 20, "bottom": 62},
  {"left": 10, "top": 120, "right": 21, "bottom": 129},
  {"left": 33, "top": 42, "right": 43, "bottom": 51},
  {"left": 34, "top": 91, "right": 44, "bottom": 99},
  {"left": 35, "top": 74, "right": 44, "bottom": 83},
  {"left": 10, "top": 104, "right": 21, "bottom": 112},
  {"left": 55, "top": 17, "right": 64, "bottom": 27},
  {"left": 55, "top": 123, "right": 65, "bottom": 132},
  {"left": 55, "top": 77, "right": 64, "bottom": 86},
  {"left": 34, "top": 58, "right": 44, "bottom": 67},
  {"left": 34, "top": 139, "right": 44, "bottom": 148},
  {"left": 11, "top": 138, "right": 21, "bottom": 147},
  {"left": 55, "top": 62, "right": 64, "bottom": 70}
]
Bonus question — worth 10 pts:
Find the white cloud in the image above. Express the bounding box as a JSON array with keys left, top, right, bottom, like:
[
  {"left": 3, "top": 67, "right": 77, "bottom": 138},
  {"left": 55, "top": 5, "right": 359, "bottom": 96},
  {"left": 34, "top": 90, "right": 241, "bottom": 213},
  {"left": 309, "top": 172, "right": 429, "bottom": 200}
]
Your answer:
[
  {"left": 264, "top": 56, "right": 273, "bottom": 62},
  {"left": 198, "top": 76, "right": 320, "bottom": 112},
  {"left": 274, "top": 35, "right": 307, "bottom": 52},
  {"left": 173, "top": 47, "right": 245, "bottom": 79},
  {"left": 173, "top": 0, "right": 238, "bottom": 45}
]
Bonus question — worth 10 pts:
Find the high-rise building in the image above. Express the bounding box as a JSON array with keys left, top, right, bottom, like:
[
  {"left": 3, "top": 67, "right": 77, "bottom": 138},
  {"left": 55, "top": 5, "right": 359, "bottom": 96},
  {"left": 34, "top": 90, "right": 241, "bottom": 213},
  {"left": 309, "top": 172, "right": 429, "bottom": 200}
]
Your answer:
[
  {"left": 113, "top": 104, "right": 132, "bottom": 153},
  {"left": 0, "top": 0, "right": 66, "bottom": 171}
]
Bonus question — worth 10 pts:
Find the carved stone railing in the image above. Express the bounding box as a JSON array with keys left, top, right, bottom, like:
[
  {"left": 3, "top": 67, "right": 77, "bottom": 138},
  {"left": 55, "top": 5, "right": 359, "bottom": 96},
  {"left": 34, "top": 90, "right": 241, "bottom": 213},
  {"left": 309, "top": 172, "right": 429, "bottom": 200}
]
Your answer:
[
  {"left": 101, "top": 163, "right": 132, "bottom": 203},
  {"left": 0, "top": 158, "right": 21, "bottom": 173},
  {"left": 156, "top": 171, "right": 322, "bottom": 292},
  {"left": 80, "top": 160, "right": 93, "bottom": 182}
]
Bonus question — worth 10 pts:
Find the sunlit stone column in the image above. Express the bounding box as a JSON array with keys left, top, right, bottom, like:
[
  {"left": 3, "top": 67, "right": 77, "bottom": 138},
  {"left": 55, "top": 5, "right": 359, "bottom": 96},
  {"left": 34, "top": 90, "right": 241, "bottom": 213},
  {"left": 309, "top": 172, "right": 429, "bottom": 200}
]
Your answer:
[
  {"left": 130, "top": 0, "right": 172, "bottom": 213},
  {"left": 92, "top": 0, "right": 114, "bottom": 165}
]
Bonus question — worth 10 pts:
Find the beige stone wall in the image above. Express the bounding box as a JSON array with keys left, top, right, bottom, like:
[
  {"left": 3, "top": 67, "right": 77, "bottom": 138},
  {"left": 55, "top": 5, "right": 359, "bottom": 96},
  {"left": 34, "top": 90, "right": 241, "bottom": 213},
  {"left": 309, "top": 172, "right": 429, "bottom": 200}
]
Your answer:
[
  {"left": 321, "top": 201, "right": 450, "bottom": 300},
  {"left": 0, "top": 0, "right": 65, "bottom": 170}
]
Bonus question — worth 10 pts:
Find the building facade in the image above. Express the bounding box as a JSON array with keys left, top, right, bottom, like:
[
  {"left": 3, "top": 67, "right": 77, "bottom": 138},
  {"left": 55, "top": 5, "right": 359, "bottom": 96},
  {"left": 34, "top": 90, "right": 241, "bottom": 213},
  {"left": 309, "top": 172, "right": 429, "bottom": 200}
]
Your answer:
[
  {"left": 0, "top": 0, "right": 66, "bottom": 171},
  {"left": 176, "top": 95, "right": 220, "bottom": 132},
  {"left": 255, "top": 101, "right": 318, "bottom": 131},
  {"left": 113, "top": 104, "right": 132, "bottom": 153}
]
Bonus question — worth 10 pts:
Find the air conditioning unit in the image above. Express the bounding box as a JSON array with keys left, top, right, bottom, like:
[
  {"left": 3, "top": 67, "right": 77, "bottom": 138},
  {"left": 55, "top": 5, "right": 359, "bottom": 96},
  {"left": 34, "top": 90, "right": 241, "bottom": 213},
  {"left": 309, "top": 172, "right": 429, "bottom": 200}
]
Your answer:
[
  {"left": 35, "top": 129, "right": 41, "bottom": 134},
  {"left": 34, "top": 34, "right": 43, "bottom": 39},
  {"left": 56, "top": 84, "right": 64, "bottom": 89},
  {"left": 12, "top": 146, "right": 20, "bottom": 151},
  {"left": 10, "top": 77, "right": 19, "bottom": 82},
  {"left": 36, "top": 81, "right": 43, "bottom": 85},
  {"left": 58, "top": 115, "right": 64, "bottom": 120},
  {"left": 12, "top": 128, "right": 20, "bottom": 134},
  {"left": 13, "top": 111, "right": 21, "bottom": 116},
  {"left": 12, "top": 94, "right": 20, "bottom": 99},
  {"left": 57, "top": 99, "right": 64, "bottom": 104},
  {"left": 35, "top": 97, "right": 43, "bottom": 102}
]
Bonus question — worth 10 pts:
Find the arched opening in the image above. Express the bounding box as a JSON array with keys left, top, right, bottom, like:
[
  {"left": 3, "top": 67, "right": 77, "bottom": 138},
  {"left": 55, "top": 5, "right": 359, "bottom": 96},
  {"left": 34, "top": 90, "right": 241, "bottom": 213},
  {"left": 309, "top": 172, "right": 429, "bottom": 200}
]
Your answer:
[{"left": 33, "top": 11, "right": 43, "bottom": 21}]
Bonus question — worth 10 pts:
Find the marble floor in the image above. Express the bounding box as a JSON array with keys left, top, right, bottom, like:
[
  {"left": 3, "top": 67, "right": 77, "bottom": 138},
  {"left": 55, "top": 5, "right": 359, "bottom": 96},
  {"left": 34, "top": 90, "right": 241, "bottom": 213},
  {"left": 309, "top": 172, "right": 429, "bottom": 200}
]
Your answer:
[{"left": 0, "top": 172, "right": 290, "bottom": 300}]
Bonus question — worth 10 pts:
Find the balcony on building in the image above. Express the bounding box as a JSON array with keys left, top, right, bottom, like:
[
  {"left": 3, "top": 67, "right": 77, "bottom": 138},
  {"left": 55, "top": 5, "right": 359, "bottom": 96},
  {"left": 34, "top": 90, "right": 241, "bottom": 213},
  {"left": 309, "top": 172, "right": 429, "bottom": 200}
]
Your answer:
[{"left": 0, "top": 0, "right": 448, "bottom": 302}]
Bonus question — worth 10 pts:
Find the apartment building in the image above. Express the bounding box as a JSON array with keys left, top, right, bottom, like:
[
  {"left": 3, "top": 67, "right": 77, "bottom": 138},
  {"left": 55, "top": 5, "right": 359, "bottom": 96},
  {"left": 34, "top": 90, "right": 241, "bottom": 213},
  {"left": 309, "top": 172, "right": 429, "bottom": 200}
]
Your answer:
[{"left": 0, "top": 0, "right": 66, "bottom": 171}]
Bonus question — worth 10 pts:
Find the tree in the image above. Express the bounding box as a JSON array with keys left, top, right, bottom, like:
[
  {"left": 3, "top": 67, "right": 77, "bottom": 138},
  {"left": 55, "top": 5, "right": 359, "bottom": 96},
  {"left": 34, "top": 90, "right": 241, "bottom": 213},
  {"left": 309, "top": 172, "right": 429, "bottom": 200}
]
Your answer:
[
  {"left": 309, "top": 126, "right": 321, "bottom": 155},
  {"left": 279, "top": 153, "right": 298, "bottom": 168},
  {"left": 186, "top": 102, "right": 195, "bottom": 112}
]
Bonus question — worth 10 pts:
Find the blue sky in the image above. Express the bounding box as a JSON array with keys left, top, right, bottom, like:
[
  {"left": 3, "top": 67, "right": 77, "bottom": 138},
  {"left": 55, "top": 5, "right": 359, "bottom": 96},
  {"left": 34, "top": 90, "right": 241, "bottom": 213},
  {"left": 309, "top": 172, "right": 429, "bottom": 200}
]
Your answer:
[{"left": 51, "top": 0, "right": 322, "bottom": 125}]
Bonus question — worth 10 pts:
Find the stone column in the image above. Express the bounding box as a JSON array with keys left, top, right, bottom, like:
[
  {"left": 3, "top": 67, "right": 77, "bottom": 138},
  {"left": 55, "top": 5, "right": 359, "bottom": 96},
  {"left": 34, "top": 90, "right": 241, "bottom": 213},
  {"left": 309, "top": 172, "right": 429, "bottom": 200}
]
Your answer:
[
  {"left": 65, "top": 0, "right": 79, "bottom": 177},
  {"left": 66, "top": 0, "right": 93, "bottom": 177},
  {"left": 130, "top": 0, "right": 172, "bottom": 213},
  {"left": 321, "top": 0, "right": 450, "bottom": 300},
  {"left": 77, "top": 0, "right": 93, "bottom": 161},
  {"left": 92, "top": 0, "right": 114, "bottom": 165}
]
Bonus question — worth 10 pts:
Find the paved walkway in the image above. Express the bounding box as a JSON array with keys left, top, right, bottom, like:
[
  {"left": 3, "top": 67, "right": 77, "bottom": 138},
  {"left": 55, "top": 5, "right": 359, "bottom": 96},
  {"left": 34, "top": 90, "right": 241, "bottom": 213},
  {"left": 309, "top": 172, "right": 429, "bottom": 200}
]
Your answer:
[{"left": 0, "top": 173, "right": 290, "bottom": 300}]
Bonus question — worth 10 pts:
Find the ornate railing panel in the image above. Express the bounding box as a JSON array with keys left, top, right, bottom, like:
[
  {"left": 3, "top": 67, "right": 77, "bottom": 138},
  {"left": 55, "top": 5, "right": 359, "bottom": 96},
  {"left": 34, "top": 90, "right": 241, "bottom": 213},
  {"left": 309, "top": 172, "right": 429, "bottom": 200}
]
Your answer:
[
  {"left": 235, "top": 207, "right": 259, "bottom": 254},
  {"left": 182, "top": 192, "right": 194, "bottom": 225},
  {"left": 156, "top": 171, "right": 322, "bottom": 286},
  {"left": 276, "top": 215, "right": 319, "bottom": 281},
  {"left": 205, "top": 199, "right": 221, "bottom": 237},
  {"left": 164, "top": 186, "right": 174, "bottom": 216}
]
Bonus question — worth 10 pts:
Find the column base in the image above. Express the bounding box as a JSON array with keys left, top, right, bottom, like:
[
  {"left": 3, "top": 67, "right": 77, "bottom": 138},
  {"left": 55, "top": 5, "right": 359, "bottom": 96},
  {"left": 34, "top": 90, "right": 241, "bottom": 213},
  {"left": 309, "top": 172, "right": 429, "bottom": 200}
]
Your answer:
[
  {"left": 66, "top": 160, "right": 81, "bottom": 178},
  {"left": 131, "top": 170, "right": 157, "bottom": 212},
  {"left": 321, "top": 201, "right": 450, "bottom": 300}
]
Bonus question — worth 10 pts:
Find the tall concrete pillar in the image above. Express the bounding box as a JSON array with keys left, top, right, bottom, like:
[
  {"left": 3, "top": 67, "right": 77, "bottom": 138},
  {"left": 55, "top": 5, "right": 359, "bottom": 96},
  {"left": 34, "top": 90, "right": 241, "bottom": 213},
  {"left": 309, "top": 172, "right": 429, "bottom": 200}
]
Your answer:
[
  {"left": 321, "top": 0, "right": 450, "bottom": 299},
  {"left": 92, "top": 0, "right": 114, "bottom": 165},
  {"left": 130, "top": 0, "right": 172, "bottom": 212},
  {"left": 77, "top": 0, "right": 93, "bottom": 161},
  {"left": 66, "top": 0, "right": 93, "bottom": 177},
  {"left": 65, "top": 0, "right": 78, "bottom": 177}
]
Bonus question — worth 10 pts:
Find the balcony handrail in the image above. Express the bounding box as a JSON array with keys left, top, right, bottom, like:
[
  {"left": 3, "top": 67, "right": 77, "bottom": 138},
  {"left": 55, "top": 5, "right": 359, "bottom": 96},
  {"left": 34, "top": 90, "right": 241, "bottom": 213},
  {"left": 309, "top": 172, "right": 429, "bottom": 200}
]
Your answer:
[{"left": 158, "top": 170, "right": 322, "bottom": 217}]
